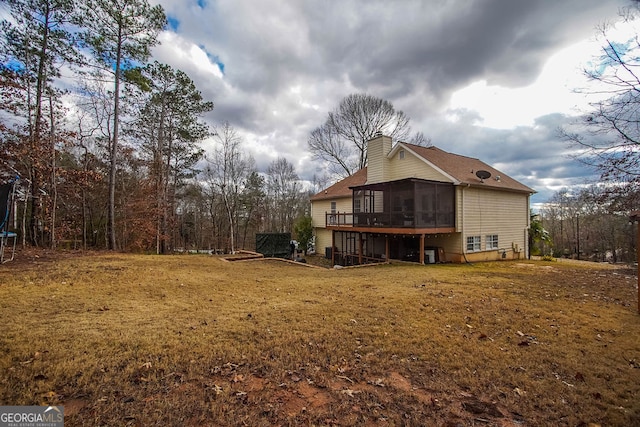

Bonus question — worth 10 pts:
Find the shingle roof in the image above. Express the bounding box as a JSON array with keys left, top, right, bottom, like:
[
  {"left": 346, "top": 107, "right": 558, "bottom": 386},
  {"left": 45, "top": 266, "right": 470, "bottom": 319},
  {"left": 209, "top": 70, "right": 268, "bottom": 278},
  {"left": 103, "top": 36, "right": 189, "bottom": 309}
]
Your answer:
[
  {"left": 403, "top": 143, "right": 535, "bottom": 193},
  {"left": 310, "top": 143, "right": 534, "bottom": 200},
  {"left": 310, "top": 167, "right": 367, "bottom": 201}
]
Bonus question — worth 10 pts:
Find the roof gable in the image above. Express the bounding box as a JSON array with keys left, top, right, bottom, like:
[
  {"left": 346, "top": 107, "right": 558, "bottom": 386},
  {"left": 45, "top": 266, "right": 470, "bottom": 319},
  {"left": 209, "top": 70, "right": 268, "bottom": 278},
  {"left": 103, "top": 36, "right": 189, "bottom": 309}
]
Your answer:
[
  {"left": 310, "top": 143, "right": 535, "bottom": 201},
  {"left": 389, "top": 143, "right": 458, "bottom": 183}
]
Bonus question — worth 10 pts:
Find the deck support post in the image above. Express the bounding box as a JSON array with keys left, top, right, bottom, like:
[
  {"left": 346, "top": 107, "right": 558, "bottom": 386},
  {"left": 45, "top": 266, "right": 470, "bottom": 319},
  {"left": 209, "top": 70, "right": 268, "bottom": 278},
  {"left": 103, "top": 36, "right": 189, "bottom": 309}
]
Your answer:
[
  {"left": 331, "top": 231, "right": 335, "bottom": 266},
  {"left": 385, "top": 236, "right": 390, "bottom": 262},
  {"left": 419, "top": 234, "right": 425, "bottom": 264},
  {"left": 629, "top": 211, "right": 640, "bottom": 314}
]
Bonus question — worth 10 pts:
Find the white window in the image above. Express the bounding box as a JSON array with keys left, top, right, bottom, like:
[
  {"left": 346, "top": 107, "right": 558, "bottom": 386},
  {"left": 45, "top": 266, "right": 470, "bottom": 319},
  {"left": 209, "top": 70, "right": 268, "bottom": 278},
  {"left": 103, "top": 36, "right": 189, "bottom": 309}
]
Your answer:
[
  {"left": 399, "top": 149, "right": 405, "bottom": 160},
  {"left": 329, "top": 201, "right": 337, "bottom": 224},
  {"left": 466, "top": 236, "right": 481, "bottom": 252},
  {"left": 354, "top": 199, "right": 361, "bottom": 213},
  {"left": 486, "top": 234, "right": 499, "bottom": 250}
]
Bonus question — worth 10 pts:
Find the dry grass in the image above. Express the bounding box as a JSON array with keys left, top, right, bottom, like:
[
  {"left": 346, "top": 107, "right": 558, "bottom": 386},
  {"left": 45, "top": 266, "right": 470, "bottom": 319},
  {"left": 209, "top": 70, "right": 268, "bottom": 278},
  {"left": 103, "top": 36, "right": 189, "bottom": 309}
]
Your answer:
[{"left": 0, "top": 251, "right": 639, "bottom": 426}]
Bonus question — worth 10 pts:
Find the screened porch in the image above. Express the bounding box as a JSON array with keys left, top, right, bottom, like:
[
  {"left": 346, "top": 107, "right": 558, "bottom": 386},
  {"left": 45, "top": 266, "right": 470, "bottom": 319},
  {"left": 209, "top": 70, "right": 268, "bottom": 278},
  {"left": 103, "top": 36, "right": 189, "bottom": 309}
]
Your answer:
[{"left": 347, "top": 178, "right": 455, "bottom": 229}]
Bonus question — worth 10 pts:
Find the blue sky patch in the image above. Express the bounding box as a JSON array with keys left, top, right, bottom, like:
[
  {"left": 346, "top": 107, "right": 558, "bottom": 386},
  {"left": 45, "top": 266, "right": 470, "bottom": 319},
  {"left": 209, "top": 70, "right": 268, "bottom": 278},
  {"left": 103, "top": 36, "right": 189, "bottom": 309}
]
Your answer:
[
  {"left": 197, "top": 0, "right": 207, "bottom": 8},
  {"left": 3, "top": 58, "right": 25, "bottom": 72},
  {"left": 199, "top": 44, "right": 225, "bottom": 74},
  {"left": 216, "top": 60, "right": 225, "bottom": 74},
  {"left": 596, "top": 41, "right": 630, "bottom": 75},
  {"left": 167, "top": 16, "right": 179, "bottom": 31}
]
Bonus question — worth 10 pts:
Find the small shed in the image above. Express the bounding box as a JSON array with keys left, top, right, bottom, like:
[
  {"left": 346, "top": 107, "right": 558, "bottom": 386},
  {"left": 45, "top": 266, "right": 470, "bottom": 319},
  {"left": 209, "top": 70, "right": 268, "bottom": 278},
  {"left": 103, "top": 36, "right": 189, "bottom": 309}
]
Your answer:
[{"left": 256, "top": 233, "right": 291, "bottom": 258}]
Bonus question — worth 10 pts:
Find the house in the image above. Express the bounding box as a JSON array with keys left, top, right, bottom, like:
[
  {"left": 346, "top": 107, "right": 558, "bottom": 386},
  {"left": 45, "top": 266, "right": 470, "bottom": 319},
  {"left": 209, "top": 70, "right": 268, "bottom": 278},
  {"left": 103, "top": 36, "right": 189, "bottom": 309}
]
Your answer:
[{"left": 310, "top": 133, "right": 535, "bottom": 265}]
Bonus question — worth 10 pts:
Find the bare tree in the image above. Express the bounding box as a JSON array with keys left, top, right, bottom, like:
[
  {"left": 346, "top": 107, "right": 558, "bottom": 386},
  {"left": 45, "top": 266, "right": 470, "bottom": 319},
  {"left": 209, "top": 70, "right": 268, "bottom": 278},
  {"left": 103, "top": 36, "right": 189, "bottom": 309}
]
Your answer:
[
  {"left": 542, "top": 185, "right": 633, "bottom": 262},
  {"left": 409, "top": 131, "right": 431, "bottom": 147},
  {"left": 265, "top": 157, "right": 306, "bottom": 233},
  {"left": 308, "top": 93, "right": 414, "bottom": 177},
  {"left": 239, "top": 171, "right": 265, "bottom": 248},
  {"left": 542, "top": 189, "right": 582, "bottom": 257},
  {"left": 560, "top": 4, "right": 640, "bottom": 210},
  {"left": 204, "top": 122, "right": 255, "bottom": 253},
  {"left": 71, "top": 78, "right": 115, "bottom": 249}
]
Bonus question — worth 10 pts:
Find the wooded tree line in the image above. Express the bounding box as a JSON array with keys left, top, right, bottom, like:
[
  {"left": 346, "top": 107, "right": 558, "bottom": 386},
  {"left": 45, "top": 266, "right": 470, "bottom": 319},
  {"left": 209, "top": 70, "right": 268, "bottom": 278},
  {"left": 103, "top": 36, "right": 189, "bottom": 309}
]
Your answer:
[
  {"left": 0, "top": 0, "right": 312, "bottom": 253},
  {"left": 3, "top": 0, "right": 640, "bottom": 260},
  {"left": 531, "top": 186, "right": 635, "bottom": 263}
]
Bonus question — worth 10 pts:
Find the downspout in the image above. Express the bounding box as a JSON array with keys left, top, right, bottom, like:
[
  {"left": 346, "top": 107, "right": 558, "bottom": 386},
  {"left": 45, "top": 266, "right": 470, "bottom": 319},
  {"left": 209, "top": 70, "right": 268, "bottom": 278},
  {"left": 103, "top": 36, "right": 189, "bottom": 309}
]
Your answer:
[
  {"left": 526, "top": 193, "right": 532, "bottom": 259},
  {"left": 461, "top": 184, "right": 472, "bottom": 264}
]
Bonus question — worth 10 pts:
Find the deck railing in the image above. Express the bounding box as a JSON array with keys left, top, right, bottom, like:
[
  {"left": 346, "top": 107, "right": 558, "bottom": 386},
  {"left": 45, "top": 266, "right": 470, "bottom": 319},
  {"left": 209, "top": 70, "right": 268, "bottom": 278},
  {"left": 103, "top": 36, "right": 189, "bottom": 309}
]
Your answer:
[
  {"left": 325, "top": 212, "right": 351, "bottom": 227},
  {"left": 325, "top": 211, "right": 454, "bottom": 228}
]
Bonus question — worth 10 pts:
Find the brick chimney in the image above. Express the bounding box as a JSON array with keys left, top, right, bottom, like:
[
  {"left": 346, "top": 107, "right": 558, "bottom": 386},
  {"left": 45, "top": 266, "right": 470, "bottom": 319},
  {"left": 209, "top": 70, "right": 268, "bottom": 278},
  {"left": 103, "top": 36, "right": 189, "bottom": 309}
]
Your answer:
[{"left": 366, "top": 132, "right": 392, "bottom": 184}]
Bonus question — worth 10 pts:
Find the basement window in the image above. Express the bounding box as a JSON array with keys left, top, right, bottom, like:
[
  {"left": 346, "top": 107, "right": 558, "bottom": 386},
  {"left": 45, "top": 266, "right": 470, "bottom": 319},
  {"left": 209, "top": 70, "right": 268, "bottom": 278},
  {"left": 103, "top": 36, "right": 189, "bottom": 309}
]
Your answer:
[
  {"left": 466, "top": 236, "right": 481, "bottom": 252},
  {"left": 486, "top": 234, "right": 499, "bottom": 250}
]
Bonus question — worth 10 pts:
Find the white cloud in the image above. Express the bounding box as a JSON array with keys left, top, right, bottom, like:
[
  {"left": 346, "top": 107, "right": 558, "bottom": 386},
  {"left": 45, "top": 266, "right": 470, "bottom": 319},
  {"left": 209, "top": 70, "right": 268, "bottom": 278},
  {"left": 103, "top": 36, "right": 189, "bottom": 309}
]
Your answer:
[
  {"left": 152, "top": 0, "right": 633, "bottom": 203},
  {"left": 449, "top": 42, "right": 597, "bottom": 129},
  {"left": 155, "top": 32, "right": 224, "bottom": 79},
  {"left": 449, "top": 17, "right": 639, "bottom": 130}
]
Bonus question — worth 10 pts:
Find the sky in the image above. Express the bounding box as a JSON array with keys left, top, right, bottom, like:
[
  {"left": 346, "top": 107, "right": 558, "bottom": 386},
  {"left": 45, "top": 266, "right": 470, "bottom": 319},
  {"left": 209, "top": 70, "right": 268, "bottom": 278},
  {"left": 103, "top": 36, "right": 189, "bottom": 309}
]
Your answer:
[{"left": 150, "top": 0, "right": 635, "bottom": 207}]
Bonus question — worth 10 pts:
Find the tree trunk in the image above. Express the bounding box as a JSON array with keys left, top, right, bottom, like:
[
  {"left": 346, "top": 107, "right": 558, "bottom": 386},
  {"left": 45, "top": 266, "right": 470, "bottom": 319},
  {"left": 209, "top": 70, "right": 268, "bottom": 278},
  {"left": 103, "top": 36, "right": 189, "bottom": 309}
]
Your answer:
[
  {"left": 82, "top": 145, "right": 88, "bottom": 250},
  {"left": 28, "top": 2, "right": 51, "bottom": 247},
  {"left": 107, "top": 29, "right": 123, "bottom": 251},
  {"left": 49, "top": 94, "right": 57, "bottom": 249},
  {"left": 222, "top": 189, "right": 235, "bottom": 253}
]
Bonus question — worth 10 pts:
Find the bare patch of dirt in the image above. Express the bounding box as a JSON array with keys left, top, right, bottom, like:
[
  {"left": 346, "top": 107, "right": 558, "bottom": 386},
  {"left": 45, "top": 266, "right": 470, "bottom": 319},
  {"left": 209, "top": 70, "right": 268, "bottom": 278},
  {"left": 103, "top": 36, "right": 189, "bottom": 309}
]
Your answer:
[
  {"left": 387, "top": 371, "right": 412, "bottom": 392},
  {"left": 60, "top": 398, "right": 87, "bottom": 417}
]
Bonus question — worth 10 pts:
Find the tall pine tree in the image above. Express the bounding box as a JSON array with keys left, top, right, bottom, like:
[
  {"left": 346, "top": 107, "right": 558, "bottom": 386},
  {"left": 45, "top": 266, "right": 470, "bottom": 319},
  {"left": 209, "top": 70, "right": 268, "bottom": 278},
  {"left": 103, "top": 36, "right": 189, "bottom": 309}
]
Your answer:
[
  {"left": 127, "top": 62, "right": 212, "bottom": 254},
  {"left": 1, "top": 0, "right": 80, "bottom": 246},
  {"left": 77, "top": 0, "right": 165, "bottom": 250}
]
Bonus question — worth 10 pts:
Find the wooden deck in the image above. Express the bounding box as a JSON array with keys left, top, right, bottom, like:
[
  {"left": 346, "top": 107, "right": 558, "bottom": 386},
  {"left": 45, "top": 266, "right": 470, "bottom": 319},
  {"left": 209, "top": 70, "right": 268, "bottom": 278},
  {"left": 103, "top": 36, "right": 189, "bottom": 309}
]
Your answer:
[
  {"left": 327, "top": 224, "right": 456, "bottom": 235},
  {"left": 326, "top": 212, "right": 455, "bottom": 235}
]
